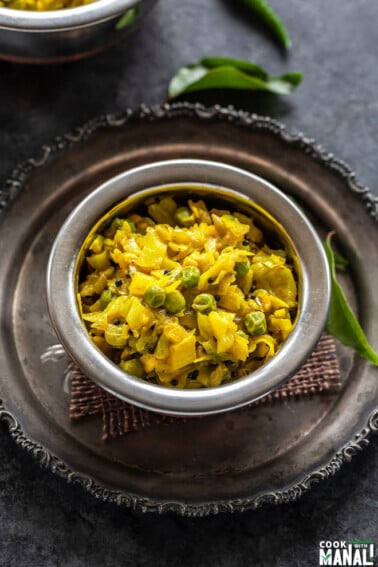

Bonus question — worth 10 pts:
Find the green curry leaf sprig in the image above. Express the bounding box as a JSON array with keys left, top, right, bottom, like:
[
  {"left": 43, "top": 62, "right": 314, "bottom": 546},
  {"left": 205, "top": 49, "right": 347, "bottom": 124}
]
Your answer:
[
  {"left": 324, "top": 233, "right": 378, "bottom": 365},
  {"left": 168, "top": 57, "right": 302, "bottom": 99},
  {"left": 240, "top": 0, "right": 292, "bottom": 49}
]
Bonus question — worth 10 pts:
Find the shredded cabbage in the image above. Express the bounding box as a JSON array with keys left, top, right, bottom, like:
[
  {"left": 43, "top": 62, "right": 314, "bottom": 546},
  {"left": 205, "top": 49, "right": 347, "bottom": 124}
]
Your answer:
[{"left": 78, "top": 195, "right": 298, "bottom": 389}]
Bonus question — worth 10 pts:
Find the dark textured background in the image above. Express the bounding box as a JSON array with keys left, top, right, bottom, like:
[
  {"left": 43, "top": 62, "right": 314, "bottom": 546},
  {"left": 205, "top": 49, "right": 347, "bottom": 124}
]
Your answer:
[{"left": 0, "top": 1, "right": 377, "bottom": 565}]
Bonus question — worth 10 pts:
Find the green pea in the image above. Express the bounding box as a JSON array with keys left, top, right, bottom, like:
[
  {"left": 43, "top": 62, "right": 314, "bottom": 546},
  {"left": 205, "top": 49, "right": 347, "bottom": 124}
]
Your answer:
[
  {"left": 175, "top": 206, "right": 195, "bottom": 227},
  {"left": 110, "top": 217, "right": 124, "bottom": 233},
  {"left": 100, "top": 289, "right": 113, "bottom": 309},
  {"left": 144, "top": 285, "right": 166, "bottom": 309},
  {"left": 192, "top": 293, "right": 217, "bottom": 314},
  {"left": 244, "top": 311, "right": 267, "bottom": 336},
  {"left": 164, "top": 290, "right": 186, "bottom": 314},
  {"left": 181, "top": 266, "right": 201, "bottom": 288},
  {"left": 235, "top": 261, "right": 250, "bottom": 277},
  {"left": 120, "top": 358, "right": 145, "bottom": 379}
]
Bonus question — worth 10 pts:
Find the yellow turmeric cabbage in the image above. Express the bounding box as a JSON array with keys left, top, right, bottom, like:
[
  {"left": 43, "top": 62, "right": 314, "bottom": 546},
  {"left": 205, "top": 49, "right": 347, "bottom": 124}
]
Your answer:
[
  {"left": 78, "top": 194, "right": 298, "bottom": 389},
  {"left": 0, "top": 0, "right": 94, "bottom": 9}
]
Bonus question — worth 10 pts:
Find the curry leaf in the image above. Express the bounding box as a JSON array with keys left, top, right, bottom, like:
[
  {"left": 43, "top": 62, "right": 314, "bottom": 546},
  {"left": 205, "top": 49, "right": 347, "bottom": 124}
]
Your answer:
[
  {"left": 333, "top": 252, "right": 349, "bottom": 267},
  {"left": 115, "top": 6, "right": 140, "bottom": 31},
  {"left": 201, "top": 57, "right": 268, "bottom": 79},
  {"left": 241, "top": 0, "right": 291, "bottom": 49},
  {"left": 168, "top": 58, "right": 302, "bottom": 99},
  {"left": 324, "top": 234, "right": 378, "bottom": 365}
]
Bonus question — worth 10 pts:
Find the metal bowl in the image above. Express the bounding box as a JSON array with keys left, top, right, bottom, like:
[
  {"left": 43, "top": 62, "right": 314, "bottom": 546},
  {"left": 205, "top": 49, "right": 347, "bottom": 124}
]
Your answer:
[
  {"left": 0, "top": 0, "right": 156, "bottom": 63},
  {"left": 47, "top": 159, "right": 330, "bottom": 416}
]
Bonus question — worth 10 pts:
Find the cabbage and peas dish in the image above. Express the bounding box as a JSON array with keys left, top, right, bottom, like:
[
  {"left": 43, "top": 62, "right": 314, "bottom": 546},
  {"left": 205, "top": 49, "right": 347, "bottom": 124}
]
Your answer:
[
  {"left": 78, "top": 194, "right": 298, "bottom": 389},
  {"left": 0, "top": 0, "right": 92, "bottom": 10}
]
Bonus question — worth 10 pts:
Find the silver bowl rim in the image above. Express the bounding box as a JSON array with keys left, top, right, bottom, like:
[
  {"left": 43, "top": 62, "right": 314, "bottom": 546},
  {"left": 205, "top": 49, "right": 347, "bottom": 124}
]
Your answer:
[
  {"left": 46, "top": 158, "right": 331, "bottom": 416},
  {"left": 0, "top": 0, "right": 141, "bottom": 31}
]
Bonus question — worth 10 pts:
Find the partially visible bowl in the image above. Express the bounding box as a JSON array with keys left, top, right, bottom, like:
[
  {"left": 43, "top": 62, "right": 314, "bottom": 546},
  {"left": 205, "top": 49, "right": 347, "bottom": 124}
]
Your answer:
[
  {"left": 47, "top": 159, "right": 330, "bottom": 416},
  {"left": 0, "top": 0, "right": 156, "bottom": 63}
]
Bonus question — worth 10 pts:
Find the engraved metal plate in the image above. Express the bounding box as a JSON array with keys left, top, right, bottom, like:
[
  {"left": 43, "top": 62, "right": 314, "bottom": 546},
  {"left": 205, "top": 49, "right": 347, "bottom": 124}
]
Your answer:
[{"left": 0, "top": 104, "right": 377, "bottom": 516}]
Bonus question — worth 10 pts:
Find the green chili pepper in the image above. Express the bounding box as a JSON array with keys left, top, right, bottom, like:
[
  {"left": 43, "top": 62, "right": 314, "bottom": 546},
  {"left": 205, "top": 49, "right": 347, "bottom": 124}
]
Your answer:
[
  {"left": 165, "top": 290, "right": 186, "bottom": 314},
  {"left": 181, "top": 266, "right": 201, "bottom": 288},
  {"left": 127, "top": 220, "right": 136, "bottom": 232},
  {"left": 192, "top": 293, "right": 217, "bottom": 314},
  {"left": 144, "top": 285, "right": 166, "bottom": 309},
  {"left": 235, "top": 261, "right": 250, "bottom": 277},
  {"left": 244, "top": 311, "right": 267, "bottom": 335},
  {"left": 100, "top": 289, "right": 113, "bottom": 309},
  {"left": 175, "top": 206, "right": 195, "bottom": 227}
]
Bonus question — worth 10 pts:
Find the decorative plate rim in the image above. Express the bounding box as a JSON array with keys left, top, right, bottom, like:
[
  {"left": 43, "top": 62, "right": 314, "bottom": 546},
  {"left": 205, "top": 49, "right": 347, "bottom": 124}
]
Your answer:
[{"left": 0, "top": 102, "right": 377, "bottom": 516}]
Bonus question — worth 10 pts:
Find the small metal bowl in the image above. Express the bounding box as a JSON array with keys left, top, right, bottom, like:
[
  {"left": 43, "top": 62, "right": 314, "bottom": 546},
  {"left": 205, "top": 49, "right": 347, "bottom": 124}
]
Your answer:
[
  {"left": 0, "top": 0, "right": 156, "bottom": 64},
  {"left": 47, "top": 159, "right": 330, "bottom": 416}
]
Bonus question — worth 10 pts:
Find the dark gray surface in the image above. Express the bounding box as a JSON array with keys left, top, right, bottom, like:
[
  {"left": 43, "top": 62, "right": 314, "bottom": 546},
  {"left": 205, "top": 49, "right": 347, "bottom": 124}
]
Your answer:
[{"left": 0, "top": 0, "right": 377, "bottom": 565}]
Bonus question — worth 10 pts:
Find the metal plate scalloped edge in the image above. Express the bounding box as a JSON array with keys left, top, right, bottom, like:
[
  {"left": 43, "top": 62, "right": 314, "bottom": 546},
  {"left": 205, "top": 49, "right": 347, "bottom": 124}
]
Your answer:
[
  {"left": 0, "top": 103, "right": 377, "bottom": 516},
  {"left": 1, "top": 403, "right": 377, "bottom": 515}
]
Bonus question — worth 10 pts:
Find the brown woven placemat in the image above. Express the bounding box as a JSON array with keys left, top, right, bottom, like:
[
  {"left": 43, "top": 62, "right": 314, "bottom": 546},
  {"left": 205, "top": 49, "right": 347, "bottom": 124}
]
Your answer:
[{"left": 69, "top": 333, "right": 341, "bottom": 440}]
